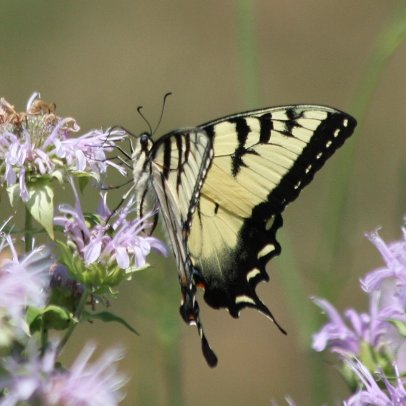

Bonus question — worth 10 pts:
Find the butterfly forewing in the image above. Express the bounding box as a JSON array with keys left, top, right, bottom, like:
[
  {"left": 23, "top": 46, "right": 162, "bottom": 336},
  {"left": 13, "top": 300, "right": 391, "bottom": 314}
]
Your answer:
[
  {"left": 139, "top": 104, "right": 356, "bottom": 367},
  {"left": 149, "top": 128, "right": 218, "bottom": 366},
  {"left": 150, "top": 128, "right": 213, "bottom": 277}
]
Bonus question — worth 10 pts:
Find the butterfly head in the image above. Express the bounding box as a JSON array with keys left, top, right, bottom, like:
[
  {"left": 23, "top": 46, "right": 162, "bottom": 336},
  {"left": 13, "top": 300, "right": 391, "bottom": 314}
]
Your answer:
[{"left": 137, "top": 132, "right": 152, "bottom": 152}]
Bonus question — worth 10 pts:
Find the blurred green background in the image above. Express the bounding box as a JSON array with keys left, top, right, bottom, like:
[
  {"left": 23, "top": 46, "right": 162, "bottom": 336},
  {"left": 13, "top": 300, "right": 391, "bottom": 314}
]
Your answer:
[{"left": 1, "top": 1, "right": 406, "bottom": 405}]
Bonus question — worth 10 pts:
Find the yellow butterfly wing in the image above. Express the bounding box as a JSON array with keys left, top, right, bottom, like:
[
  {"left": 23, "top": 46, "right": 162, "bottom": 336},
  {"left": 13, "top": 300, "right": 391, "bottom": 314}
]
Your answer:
[{"left": 147, "top": 105, "right": 357, "bottom": 367}]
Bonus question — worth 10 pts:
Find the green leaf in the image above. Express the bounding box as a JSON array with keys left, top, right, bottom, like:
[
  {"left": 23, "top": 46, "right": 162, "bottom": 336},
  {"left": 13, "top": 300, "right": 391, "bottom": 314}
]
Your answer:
[
  {"left": 51, "top": 169, "right": 65, "bottom": 184},
  {"left": 83, "top": 212, "right": 102, "bottom": 228},
  {"left": 71, "top": 170, "right": 100, "bottom": 184},
  {"left": 6, "top": 184, "right": 20, "bottom": 207},
  {"left": 82, "top": 310, "right": 139, "bottom": 335},
  {"left": 28, "top": 305, "right": 73, "bottom": 333},
  {"left": 78, "top": 175, "right": 90, "bottom": 193},
  {"left": 26, "top": 306, "right": 43, "bottom": 326},
  {"left": 55, "top": 240, "right": 87, "bottom": 282},
  {"left": 26, "top": 180, "right": 54, "bottom": 239},
  {"left": 42, "top": 305, "right": 73, "bottom": 330}
]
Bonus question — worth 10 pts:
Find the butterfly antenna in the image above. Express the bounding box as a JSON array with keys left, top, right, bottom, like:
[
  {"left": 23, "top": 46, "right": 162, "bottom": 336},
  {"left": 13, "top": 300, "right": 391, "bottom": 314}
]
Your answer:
[
  {"left": 151, "top": 92, "right": 172, "bottom": 136},
  {"left": 137, "top": 105, "right": 153, "bottom": 136}
]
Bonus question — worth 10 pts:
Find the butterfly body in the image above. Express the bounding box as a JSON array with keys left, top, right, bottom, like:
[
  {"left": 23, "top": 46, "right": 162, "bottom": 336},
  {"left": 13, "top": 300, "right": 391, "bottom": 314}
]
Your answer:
[{"left": 131, "top": 105, "right": 357, "bottom": 367}]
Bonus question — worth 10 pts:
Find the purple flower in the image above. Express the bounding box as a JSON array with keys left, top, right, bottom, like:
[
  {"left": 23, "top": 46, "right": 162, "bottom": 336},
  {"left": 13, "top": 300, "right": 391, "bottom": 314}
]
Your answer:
[
  {"left": 97, "top": 197, "right": 167, "bottom": 269},
  {"left": 360, "top": 227, "right": 406, "bottom": 372},
  {"left": 311, "top": 293, "right": 399, "bottom": 356},
  {"left": 51, "top": 127, "right": 125, "bottom": 176},
  {"left": 0, "top": 95, "right": 125, "bottom": 202},
  {"left": 362, "top": 228, "right": 406, "bottom": 308},
  {"left": 312, "top": 297, "right": 360, "bottom": 354},
  {"left": 0, "top": 343, "right": 127, "bottom": 406},
  {"left": 0, "top": 232, "right": 51, "bottom": 336},
  {"left": 344, "top": 358, "right": 406, "bottom": 405},
  {"left": 312, "top": 219, "right": 406, "bottom": 401},
  {"left": 54, "top": 180, "right": 167, "bottom": 286}
]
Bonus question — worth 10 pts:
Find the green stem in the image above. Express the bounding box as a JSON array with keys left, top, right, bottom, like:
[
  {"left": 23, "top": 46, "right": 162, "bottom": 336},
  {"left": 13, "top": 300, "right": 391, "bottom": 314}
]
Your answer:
[
  {"left": 24, "top": 205, "right": 33, "bottom": 253},
  {"left": 40, "top": 323, "right": 49, "bottom": 356},
  {"left": 57, "top": 287, "right": 90, "bottom": 354},
  {"left": 163, "top": 337, "right": 183, "bottom": 406},
  {"left": 235, "top": 0, "right": 261, "bottom": 107},
  {"left": 276, "top": 233, "right": 318, "bottom": 342}
]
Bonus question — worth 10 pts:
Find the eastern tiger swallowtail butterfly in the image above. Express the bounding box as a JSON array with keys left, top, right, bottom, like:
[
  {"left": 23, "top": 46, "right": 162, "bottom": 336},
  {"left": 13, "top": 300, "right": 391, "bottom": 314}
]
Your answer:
[{"left": 129, "top": 105, "right": 356, "bottom": 367}]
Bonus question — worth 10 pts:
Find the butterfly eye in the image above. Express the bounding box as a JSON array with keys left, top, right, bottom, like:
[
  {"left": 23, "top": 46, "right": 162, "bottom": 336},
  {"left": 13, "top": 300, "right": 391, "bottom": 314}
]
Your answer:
[
  {"left": 139, "top": 133, "right": 150, "bottom": 149},
  {"left": 140, "top": 133, "right": 149, "bottom": 143}
]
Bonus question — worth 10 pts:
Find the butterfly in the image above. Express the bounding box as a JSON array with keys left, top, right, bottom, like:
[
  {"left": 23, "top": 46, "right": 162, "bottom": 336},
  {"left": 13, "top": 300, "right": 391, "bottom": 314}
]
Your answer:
[{"left": 128, "top": 104, "right": 357, "bottom": 367}]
